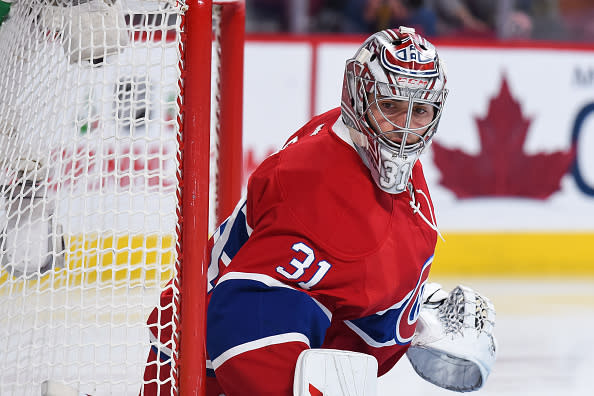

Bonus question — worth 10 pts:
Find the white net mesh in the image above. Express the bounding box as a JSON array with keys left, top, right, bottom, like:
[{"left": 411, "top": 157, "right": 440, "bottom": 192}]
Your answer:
[{"left": 0, "top": 0, "right": 223, "bottom": 394}]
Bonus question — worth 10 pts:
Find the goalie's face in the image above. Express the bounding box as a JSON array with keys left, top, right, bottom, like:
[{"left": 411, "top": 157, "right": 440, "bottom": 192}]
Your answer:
[
  {"left": 366, "top": 93, "right": 437, "bottom": 147},
  {"left": 345, "top": 78, "right": 446, "bottom": 194}
]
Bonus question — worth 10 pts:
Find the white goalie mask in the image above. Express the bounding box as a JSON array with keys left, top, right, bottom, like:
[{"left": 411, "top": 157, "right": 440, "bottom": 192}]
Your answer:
[{"left": 341, "top": 27, "right": 448, "bottom": 194}]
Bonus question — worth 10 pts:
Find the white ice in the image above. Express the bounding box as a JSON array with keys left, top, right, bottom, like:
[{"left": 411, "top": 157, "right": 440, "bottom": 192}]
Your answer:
[{"left": 2, "top": 278, "right": 593, "bottom": 395}]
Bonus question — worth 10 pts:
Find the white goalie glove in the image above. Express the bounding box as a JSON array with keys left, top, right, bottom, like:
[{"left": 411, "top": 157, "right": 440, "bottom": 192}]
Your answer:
[
  {"left": 40, "top": 0, "right": 129, "bottom": 64},
  {"left": 406, "top": 283, "right": 497, "bottom": 392}
]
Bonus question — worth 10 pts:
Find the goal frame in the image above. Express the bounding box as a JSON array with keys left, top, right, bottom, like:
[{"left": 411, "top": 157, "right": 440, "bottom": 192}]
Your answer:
[
  {"left": 0, "top": 0, "right": 245, "bottom": 393},
  {"left": 180, "top": 0, "right": 244, "bottom": 394}
]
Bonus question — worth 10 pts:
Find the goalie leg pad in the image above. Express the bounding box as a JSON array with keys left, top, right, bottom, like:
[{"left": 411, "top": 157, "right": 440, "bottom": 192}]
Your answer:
[{"left": 293, "top": 349, "right": 378, "bottom": 396}]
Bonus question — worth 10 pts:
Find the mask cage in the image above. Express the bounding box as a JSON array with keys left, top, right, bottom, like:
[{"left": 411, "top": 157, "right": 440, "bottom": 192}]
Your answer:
[{"left": 350, "top": 75, "right": 448, "bottom": 158}]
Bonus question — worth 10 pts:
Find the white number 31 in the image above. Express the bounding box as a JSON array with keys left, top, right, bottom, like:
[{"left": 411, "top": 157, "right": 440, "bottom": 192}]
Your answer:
[{"left": 276, "top": 242, "right": 331, "bottom": 290}]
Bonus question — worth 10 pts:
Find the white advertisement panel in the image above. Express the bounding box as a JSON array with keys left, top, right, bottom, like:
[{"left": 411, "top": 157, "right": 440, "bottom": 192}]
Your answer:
[{"left": 246, "top": 40, "right": 594, "bottom": 231}]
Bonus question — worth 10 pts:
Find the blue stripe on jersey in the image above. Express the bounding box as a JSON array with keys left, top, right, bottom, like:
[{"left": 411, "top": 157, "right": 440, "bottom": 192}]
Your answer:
[
  {"left": 347, "top": 258, "right": 432, "bottom": 347},
  {"left": 206, "top": 278, "right": 331, "bottom": 362},
  {"left": 208, "top": 198, "right": 251, "bottom": 291},
  {"left": 151, "top": 345, "right": 172, "bottom": 364},
  {"left": 348, "top": 311, "right": 402, "bottom": 345},
  {"left": 216, "top": 204, "right": 250, "bottom": 261}
]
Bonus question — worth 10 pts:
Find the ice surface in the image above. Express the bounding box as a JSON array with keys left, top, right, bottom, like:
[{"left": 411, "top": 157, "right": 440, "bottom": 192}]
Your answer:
[{"left": 2, "top": 278, "right": 592, "bottom": 395}]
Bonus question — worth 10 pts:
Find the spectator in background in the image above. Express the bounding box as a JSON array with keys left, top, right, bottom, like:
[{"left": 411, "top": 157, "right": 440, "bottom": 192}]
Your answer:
[
  {"left": 427, "top": 0, "right": 538, "bottom": 40},
  {"left": 500, "top": 0, "right": 534, "bottom": 39},
  {"left": 342, "top": 0, "right": 437, "bottom": 37},
  {"left": 246, "top": 0, "right": 285, "bottom": 32},
  {"left": 426, "top": 0, "right": 496, "bottom": 38},
  {"left": 246, "top": 0, "right": 561, "bottom": 41},
  {"left": 558, "top": 0, "right": 594, "bottom": 41},
  {"left": 312, "top": 0, "right": 347, "bottom": 32},
  {"left": 246, "top": 0, "right": 326, "bottom": 33},
  {"left": 500, "top": 0, "right": 568, "bottom": 41}
]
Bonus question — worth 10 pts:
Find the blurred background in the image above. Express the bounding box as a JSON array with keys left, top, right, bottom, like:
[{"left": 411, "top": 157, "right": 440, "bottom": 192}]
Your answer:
[{"left": 245, "top": 0, "right": 593, "bottom": 41}]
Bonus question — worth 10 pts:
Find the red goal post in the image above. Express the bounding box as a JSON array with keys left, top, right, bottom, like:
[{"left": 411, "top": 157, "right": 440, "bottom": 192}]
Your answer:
[
  {"left": 181, "top": 1, "right": 244, "bottom": 394},
  {"left": 0, "top": 1, "right": 244, "bottom": 395}
]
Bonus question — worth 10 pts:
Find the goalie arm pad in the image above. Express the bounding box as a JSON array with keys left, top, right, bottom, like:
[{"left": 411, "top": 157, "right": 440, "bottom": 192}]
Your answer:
[{"left": 406, "top": 284, "right": 497, "bottom": 392}]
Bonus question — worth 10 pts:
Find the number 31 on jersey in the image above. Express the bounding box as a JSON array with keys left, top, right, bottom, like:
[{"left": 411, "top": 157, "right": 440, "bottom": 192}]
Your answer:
[{"left": 276, "top": 242, "right": 331, "bottom": 290}]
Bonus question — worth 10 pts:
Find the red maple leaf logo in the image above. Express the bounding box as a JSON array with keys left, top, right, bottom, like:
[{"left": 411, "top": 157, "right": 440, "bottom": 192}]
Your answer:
[{"left": 432, "top": 76, "right": 576, "bottom": 199}]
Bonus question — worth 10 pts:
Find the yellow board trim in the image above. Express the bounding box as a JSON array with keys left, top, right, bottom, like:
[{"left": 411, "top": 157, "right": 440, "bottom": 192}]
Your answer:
[
  {"left": 0, "top": 234, "right": 175, "bottom": 292},
  {"left": 2, "top": 232, "right": 593, "bottom": 292},
  {"left": 432, "top": 232, "right": 594, "bottom": 277}
]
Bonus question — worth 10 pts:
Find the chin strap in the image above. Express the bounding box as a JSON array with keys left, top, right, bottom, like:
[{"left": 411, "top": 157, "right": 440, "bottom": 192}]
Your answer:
[{"left": 407, "top": 182, "right": 445, "bottom": 242}]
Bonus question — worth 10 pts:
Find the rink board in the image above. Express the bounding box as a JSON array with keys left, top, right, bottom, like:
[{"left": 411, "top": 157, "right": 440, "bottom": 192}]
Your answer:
[
  {"left": 433, "top": 232, "right": 594, "bottom": 277},
  {"left": 2, "top": 231, "right": 593, "bottom": 298}
]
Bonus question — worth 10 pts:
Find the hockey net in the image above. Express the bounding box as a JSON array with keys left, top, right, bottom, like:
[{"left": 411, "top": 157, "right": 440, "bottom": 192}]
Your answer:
[{"left": 0, "top": 0, "right": 243, "bottom": 395}]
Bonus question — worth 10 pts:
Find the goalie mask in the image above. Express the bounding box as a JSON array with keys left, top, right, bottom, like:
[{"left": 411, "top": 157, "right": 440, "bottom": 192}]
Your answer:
[{"left": 341, "top": 26, "right": 448, "bottom": 194}]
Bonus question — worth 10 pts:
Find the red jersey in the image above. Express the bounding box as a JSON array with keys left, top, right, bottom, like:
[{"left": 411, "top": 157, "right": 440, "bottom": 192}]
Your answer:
[{"left": 143, "top": 108, "right": 439, "bottom": 396}]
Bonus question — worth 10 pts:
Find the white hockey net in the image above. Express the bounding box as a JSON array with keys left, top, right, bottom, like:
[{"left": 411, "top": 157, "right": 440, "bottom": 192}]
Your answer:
[{"left": 0, "top": 1, "right": 243, "bottom": 394}]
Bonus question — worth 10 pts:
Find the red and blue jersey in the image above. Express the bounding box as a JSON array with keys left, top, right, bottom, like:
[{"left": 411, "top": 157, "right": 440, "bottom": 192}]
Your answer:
[{"left": 143, "top": 108, "right": 438, "bottom": 396}]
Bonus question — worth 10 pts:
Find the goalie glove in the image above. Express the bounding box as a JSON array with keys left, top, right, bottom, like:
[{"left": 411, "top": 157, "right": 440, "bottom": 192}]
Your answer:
[{"left": 407, "top": 283, "right": 497, "bottom": 392}]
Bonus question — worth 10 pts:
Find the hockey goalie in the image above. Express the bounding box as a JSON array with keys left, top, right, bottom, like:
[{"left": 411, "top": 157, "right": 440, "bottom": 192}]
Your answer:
[
  {"left": 142, "top": 26, "right": 497, "bottom": 395},
  {"left": 0, "top": 0, "right": 129, "bottom": 277}
]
